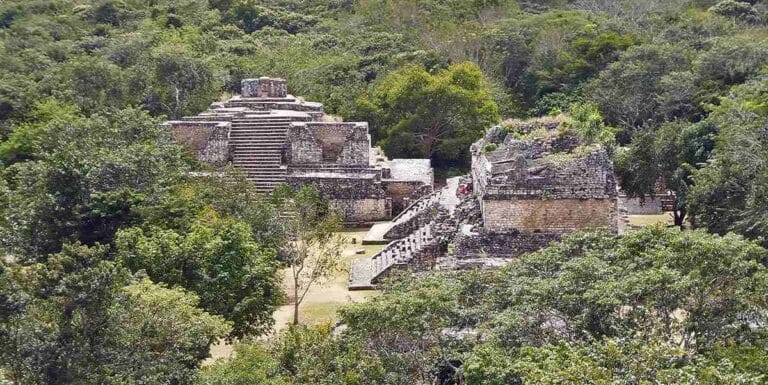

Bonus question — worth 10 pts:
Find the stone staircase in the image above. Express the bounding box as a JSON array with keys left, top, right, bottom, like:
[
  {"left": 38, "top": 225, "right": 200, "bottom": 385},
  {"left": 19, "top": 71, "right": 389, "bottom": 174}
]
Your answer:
[
  {"left": 350, "top": 179, "right": 460, "bottom": 290},
  {"left": 349, "top": 223, "right": 435, "bottom": 290},
  {"left": 229, "top": 113, "right": 299, "bottom": 193},
  {"left": 383, "top": 191, "right": 441, "bottom": 240}
]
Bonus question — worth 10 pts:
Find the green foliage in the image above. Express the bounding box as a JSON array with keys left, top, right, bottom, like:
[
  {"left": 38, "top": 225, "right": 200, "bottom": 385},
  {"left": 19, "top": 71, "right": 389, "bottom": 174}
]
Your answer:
[
  {"left": 483, "top": 143, "right": 499, "bottom": 153},
  {"left": 0, "top": 243, "right": 230, "bottom": 384},
  {"left": 2, "top": 0, "right": 768, "bottom": 382},
  {"left": 223, "top": 0, "right": 318, "bottom": 34},
  {"left": 198, "top": 324, "right": 376, "bottom": 385},
  {"left": 465, "top": 336, "right": 765, "bottom": 384},
  {"left": 0, "top": 103, "right": 187, "bottom": 260},
  {"left": 709, "top": 1, "right": 762, "bottom": 24},
  {"left": 363, "top": 62, "right": 499, "bottom": 169},
  {"left": 562, "top": 102, "right": 617, "bottom": 154},
  {"left": 202, "top": 228, "right": 768, "bottom": 383},
  {"left": 614, "top": 118, "right": 718, "bottom": 227},
  {"left": 587, "top": 43, "right": 694, "bottom": 139},
  {"left": 116, "top": 209, "right": 282, "bottom": 338},
  {"left": 689, "top": 75, "right": 768, "bottom": 245}
]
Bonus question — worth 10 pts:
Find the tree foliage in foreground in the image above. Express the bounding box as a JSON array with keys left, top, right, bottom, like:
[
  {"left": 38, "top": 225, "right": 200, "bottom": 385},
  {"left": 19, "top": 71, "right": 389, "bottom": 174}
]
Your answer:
[
  {"left": 0, "top": 243, "right": 230, "bottom": 385},
  {"left": 690, "top": 74, "right": 768, "bottom": 246},
  {"left": 198, "top": 227, "right": 768, "bottom": 384},
  {"left": 116, "top": 208, "right": 282, "bottom": 338}
]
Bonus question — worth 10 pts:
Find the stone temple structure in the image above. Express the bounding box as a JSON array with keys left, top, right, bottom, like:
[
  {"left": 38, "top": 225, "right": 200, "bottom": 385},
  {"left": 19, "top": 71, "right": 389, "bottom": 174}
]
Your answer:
[
  {"left": 163, "top": 77, "right": 434, "bottom": 223},
  {"left": 350, "top": 116, "right": 618, "bottom": 289}
]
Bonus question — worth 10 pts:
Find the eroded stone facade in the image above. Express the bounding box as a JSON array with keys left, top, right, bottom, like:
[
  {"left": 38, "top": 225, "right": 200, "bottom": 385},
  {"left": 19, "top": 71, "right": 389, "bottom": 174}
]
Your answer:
[
  {"left": 350, "top": 117, "right": 621, "bottom": 289},
  {"left": 163, "top": 77, "right": 433, "bottom": 224},
  {"left": 471, "top": 118, "right": 618, "bottom": 234}
]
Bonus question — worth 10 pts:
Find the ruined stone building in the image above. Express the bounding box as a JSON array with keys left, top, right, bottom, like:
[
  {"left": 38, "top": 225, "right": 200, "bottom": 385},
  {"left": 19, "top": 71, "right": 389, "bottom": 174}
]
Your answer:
[
  {"left": 470, "top": 118, "right": 618, "bottom": 234},
  {"left": 350, "top": 117, "right": 618, "bottom": 289},
  {"left": 162, "top": 77, "right": 433, "bottom": 223}
]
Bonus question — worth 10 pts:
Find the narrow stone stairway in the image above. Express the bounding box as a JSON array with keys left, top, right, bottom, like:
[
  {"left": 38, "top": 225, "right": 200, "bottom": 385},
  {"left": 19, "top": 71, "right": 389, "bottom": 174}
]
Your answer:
[
  {"left": 349, "top": 178, "right": 460, "bottom": 290},
  {"left": 349, "top": 223, "right": 435, "bottom": 290},
  {"left": 229, "top": 114, "right": 294, "bottom": 193}
]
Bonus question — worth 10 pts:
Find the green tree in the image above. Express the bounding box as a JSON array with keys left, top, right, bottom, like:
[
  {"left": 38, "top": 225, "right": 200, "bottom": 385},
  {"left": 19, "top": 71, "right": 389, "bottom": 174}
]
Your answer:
[
  {"left": 465, "top": 336, "right": 765, "bottom": 384},
  {"left": 116, "top": 209, "right": 282, "bottom": 338},
  {"left": 363, "top": 62, "right": 500, "bottom": 169},
  {"left": 38, "top": 56, "right": 129, "bottom": 114},
  {"left": 0, "top": 243, "right": 230, "bottom": 384},
  {"left": 709, "top": 0, "right": 762, "bottom": 24},
  {"left": 223, "top": 1, "right": 318, "bottom": 34},
  {"left": 689, "top": 75, "right": 768, "bottom": 245},
  {"left": 588, "top": 44, "right": 693, "bottom": 140},
  {"left": 614, "top": 120, "right": 716, "bottom": 227},
  {"left": 270, "top": 185, "right": 345, "bottom": 325},
  {"left": 0, "top": 103, "right": 187, "bottom": 260}
]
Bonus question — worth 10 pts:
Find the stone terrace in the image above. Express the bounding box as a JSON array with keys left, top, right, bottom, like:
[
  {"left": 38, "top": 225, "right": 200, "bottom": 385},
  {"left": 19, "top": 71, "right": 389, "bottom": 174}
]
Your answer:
[{"left": 163, "top": 77, "right": 434, "bottom": 222}]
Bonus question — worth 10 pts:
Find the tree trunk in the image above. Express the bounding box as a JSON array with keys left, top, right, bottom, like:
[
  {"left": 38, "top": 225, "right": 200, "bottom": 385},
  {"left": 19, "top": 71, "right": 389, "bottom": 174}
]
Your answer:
[
  {"left": 674, "top": 208, "right": 686, "bottom": 229},
  {"left": 293, "top": 300, "right": 299, "bottom": 325}
]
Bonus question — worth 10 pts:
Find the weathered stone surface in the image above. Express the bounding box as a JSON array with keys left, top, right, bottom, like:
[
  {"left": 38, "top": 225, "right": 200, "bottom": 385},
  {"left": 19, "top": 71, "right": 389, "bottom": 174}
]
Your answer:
[
  {"left": 161, "top": 121, "right": 231, "bottom": 166},
  {"left": 451, "top": 229, "right": 561, "bottom": 260},
  {"left": 471, "top": 119, "right": 618, "bottom": 233},
  {"left": 482, "top": 198, "right": 617, "bottom": 232},
  {"left": 285, "top": 122, "right": 370, "bottom": 166},
  {"left": 241, "top": 77, "right": 287, "bottom": 98},
  {"left": 618, "top": 195, "right": 664, "bottom": 215},
  {"left": 163, "top": 77, "right": 434, "bottom": 225}
]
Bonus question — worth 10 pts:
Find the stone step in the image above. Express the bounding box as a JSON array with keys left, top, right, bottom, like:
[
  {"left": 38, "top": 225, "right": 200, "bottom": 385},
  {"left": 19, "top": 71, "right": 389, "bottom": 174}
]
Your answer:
[
  {"left": 229, "top": 130, "right": 287, "bottom": 134},
  {"left": 238, "top": 163, "right": 282, "bottom": 167},
  {"left": 237, "top": 165, "right": 284, "bottom": 169},
  {"left": 230, "top": 142, "right": 285, "bottom": 146},
  {"left": 232, "top": 160, "right": 282, "bottom": 164},
  {"left": 231, "top": 123, "right": 291, "bottom": 127},
  {"left": 239, "top": 169, "right": 284, "bottom": 173},
  {"left": 348, "top": 258, "right": 376, "bottom": 291},
  {"left": 231, "top": 146, "right": 282, "bottom": 150},
  {"left": 232, "top": 151, "right": 282, "bottom": 155},
  {"left": 231, "top": 121, "right": 292, "bottom": 125},
  {"left": 236, "top": 97, "right": 297, "bottom": 102},
  {"left": 231, "top": 136, "right": 287, "bottom": 140},
  {"left": 239, "top": 172, "right": 284, "bottom": 176}
]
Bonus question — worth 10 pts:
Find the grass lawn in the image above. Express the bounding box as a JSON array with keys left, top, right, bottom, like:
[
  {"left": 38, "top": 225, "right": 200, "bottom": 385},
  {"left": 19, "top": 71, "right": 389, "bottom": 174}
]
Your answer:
[{"left": 627, "top": 213, "right": 674, "bottom": 228}]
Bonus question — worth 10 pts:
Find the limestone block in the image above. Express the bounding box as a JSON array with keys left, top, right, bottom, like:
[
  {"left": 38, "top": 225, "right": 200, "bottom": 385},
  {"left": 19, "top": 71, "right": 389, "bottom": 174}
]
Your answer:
[{"left": 241, "top": 77, "right": 287, "bottom": 98}]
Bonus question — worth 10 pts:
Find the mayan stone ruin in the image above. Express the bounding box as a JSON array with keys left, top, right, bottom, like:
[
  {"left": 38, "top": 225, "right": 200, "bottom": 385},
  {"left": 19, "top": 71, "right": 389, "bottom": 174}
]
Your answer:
[
  {"left": 350, "top": 117, "right": 619, "bottom": 289},
  {"left": 161, "top": 79, "right": 620, "bottom": 291},
  {"left": 163, "top": 77, "right": 434, "bottom": 223}
]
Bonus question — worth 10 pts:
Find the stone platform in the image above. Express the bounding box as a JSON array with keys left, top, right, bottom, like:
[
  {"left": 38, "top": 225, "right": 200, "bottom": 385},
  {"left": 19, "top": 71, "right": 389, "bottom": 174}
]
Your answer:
[{"left": 362, "top": 223, "right": 394, "bottom": 245}]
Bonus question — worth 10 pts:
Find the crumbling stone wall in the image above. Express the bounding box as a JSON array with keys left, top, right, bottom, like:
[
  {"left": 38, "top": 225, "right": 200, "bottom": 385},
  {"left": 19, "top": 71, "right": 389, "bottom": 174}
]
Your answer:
[
  {"left": 480, "top": 148, "right": 616, "bottom": 200},
  {"left": 286, "top": 122, "right": 369, "bottom": 166},
  {"left": 241, "top": 77, "right": 287, "bottom": 98},
  {"left": 482, "top": 198, "right": 617, "bottom": 232},
  {"left": 286, "top": 173, "right": 391, "bottom": 223},
  {"left": 162, "top": 121, "right": 230, "bottom": 166},
  {"left": 451, "top": 230, "right": 561, "bottom": 260},
  {"left": 619, "top": 195, "right": 664, "bottom": 215},
  {"left": 383, "top": 181, "right": 428, "bottom": 214}
]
